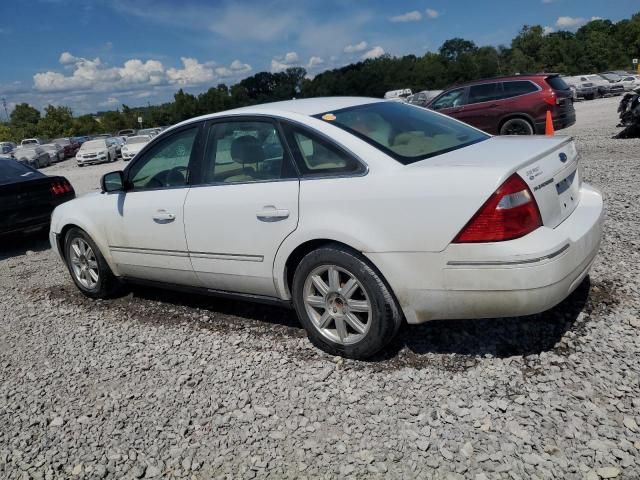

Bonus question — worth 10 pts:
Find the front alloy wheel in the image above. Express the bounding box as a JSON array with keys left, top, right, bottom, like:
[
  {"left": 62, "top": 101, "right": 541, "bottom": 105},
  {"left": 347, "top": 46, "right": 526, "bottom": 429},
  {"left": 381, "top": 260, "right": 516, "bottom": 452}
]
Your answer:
[
  {"left": 64, "top": 227, "right": 121, "bottom": 298},
  {"left": 68, "top": 237, "right": 99, "bottom": 289}
]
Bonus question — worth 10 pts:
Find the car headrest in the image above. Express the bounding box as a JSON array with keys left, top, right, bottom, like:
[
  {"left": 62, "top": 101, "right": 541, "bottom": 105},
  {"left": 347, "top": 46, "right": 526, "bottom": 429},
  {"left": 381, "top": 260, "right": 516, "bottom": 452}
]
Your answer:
[{"left": 230, "top": 135, "right": 264, "bottom": 166}]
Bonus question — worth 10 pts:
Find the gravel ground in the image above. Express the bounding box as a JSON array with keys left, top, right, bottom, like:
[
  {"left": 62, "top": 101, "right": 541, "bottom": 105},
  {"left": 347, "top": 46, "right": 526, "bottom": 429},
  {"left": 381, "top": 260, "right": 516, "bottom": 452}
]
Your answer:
[{"left": 1, "top": 97, "right": 639, "bottom": 479}]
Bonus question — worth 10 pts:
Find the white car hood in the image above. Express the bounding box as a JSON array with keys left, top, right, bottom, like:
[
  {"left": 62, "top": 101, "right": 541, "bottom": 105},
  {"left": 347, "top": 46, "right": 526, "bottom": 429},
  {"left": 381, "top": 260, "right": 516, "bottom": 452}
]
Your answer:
[
  {"left": 124, "top": 143, "right": 148, "bottom": 154},
  {"left": 78, "top": 147, "right": 106, "bottom": 155}
]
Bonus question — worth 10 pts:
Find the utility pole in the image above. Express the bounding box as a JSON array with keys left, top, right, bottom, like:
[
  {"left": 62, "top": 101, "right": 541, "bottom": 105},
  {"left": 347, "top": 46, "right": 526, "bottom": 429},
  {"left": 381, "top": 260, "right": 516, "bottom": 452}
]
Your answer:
[{"left": 1, "top": 97, "right": 8, "bottom": 122}]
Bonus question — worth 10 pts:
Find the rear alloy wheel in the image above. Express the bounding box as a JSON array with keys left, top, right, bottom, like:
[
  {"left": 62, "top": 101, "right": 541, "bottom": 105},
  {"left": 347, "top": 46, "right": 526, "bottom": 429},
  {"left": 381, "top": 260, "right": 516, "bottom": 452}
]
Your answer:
[
  {"left": 292, "top": 244, "right": 402, "bottom": 359},
  {"left": 64, "top": 227, "right": 121, "bottom": 298},
  {"left": 500, "top": 118, "right": 534, "bottom": 136}
]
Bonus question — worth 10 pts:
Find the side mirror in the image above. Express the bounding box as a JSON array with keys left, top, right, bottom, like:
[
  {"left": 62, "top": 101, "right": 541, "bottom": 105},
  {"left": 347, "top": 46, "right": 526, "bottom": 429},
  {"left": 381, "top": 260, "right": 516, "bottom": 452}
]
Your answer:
[{"left": 101, "top": 170, "right": 125, "bottom": 193}]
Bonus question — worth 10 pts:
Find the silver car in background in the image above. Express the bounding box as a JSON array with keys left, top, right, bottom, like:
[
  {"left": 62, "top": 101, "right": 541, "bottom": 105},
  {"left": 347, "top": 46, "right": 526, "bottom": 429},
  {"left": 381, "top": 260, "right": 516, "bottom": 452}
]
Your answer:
[
  {"left": 14, "top": 145, "right": 51, "bottom": 169},
  {"left": 41, "top": 143, "right": 65, "bottom": 163}
]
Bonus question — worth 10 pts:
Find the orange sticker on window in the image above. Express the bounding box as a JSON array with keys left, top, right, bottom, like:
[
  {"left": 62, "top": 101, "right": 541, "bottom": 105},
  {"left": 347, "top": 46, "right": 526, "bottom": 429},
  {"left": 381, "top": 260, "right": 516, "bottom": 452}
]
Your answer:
[{"left": 322, "top": 113, "right": 336, "bottom": 121}]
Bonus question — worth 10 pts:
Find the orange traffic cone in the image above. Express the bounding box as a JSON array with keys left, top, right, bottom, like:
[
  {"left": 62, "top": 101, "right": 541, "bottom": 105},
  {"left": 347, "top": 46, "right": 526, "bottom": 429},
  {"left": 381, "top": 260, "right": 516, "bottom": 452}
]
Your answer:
[{"left": 545, "top": 110, "right": 555, "bottom": 136}]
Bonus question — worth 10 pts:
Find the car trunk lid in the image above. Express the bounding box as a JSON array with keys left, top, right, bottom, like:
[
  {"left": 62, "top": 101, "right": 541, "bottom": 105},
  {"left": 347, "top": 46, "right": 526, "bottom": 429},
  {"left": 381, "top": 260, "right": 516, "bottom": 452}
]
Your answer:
[{"left": 418, "top": 135, "right": 581, "bottom": 230}]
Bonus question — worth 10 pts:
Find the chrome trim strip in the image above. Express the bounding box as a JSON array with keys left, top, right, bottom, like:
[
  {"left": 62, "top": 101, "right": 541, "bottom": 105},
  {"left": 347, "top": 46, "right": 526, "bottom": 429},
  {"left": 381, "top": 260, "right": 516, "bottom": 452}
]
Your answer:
[
  {"left": 446, "top": 244, "right": 570, "bottom": 267},
  {"left": 109, "top": 246, "right": 263, "bottom": 262}
]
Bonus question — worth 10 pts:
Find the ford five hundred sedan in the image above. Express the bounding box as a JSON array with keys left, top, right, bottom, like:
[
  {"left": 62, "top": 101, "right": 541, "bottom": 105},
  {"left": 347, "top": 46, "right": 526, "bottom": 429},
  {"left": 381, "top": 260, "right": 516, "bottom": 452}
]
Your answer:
[{"left": 49, "top": 97, "right": 603, "bottom": 359}]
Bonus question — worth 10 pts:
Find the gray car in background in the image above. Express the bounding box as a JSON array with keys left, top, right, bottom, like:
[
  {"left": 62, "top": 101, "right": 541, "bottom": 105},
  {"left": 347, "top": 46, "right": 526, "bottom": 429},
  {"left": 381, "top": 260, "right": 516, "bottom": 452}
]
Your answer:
[
  {"left": 563, "top": 76, "right": 598, "bottom": 100},
  {"left": 14, "top": 145, "right": 51, "bottom": 169}
]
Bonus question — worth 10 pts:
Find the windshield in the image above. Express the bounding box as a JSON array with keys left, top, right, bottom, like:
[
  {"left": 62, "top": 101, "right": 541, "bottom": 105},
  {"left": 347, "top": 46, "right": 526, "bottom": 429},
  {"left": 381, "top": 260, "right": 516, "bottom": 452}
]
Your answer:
[
  {"left": 315, "top": 101, "right": 488, "bottom": 164},
  {"left": 0, "top": 160, "right": 42, "bottom": 185},
  {"left": 600, "top": 73, "right": 621, "bottom": 82},
  {"left": 22, "top": 139, "right": 37, "bottom": 145},
  {"left": 127, "top": 136, "right": 151, "bottom": 144},
  {"left": 81, "top": 140, "right": 106, "bottom": 149}
]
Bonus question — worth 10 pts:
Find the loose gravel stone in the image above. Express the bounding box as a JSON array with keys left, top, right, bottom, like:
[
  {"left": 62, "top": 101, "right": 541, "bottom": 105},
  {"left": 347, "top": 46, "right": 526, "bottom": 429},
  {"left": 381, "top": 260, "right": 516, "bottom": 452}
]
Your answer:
[{"left": 1, "top": 97, "right": 640, "bottom": 479}]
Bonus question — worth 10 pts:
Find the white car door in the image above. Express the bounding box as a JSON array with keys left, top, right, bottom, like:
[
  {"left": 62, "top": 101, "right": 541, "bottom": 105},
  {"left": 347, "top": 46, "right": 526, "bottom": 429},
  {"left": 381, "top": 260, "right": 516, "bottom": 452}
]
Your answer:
[
  {"left": 183, "top": 119, "right": 299, "bottom": 297},
  {"left": 105, "top": 124, "right": 203, "bottom": 286}
]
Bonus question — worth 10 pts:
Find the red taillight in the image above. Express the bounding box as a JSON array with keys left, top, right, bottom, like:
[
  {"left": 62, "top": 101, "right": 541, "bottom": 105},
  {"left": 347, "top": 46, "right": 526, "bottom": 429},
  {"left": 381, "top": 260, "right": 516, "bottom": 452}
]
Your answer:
[
  {"left": 542, "top": 89, "right": 560, "bottom": 106},
  {"left": 50, "top": 179, "right": 74, "bottom": 196},
  {"left": 453, "top": 174, "right": 542, "bottom": 243}
]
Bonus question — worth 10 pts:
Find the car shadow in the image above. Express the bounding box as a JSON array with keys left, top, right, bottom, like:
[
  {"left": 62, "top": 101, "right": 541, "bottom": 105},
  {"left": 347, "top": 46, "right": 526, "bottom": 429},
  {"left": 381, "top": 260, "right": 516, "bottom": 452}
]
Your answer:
[
  {"left": 371, "top": 276, "right": 593, "bottom": 361},
  {"left": 0, "top": 230, "right": 51, "bottom": 261},
  {"left": 125, "top": 276, "right": 594, "bottom": 362}
]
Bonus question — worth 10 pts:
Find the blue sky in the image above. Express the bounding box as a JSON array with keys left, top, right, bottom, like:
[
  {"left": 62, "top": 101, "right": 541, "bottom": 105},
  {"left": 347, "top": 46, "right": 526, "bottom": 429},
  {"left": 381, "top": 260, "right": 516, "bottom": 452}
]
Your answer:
[{"left": 0, "top": 0, "right": 638, "bottom": 115}]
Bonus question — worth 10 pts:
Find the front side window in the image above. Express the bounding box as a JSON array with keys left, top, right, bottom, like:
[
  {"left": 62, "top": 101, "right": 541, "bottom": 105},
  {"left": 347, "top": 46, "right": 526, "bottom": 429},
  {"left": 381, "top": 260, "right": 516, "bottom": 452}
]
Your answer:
[
  {"left": 317, "top": 101, "right": 488, "bottom": 164},
  {"left": 502, "top": 81, "right": 539, "bottom": 98},
  {"left": 284, "top": 126, "right": 363, "bottom": 177},
  {"left": 467, "top": 82, "right": 503, "bottom": 104},
  {"left": 430, "top": 88, "right": 465, "bottom": 110},
  {"left": 200, "top": 121, "right": 295, "bottom": 184},
  {"left": 128, "top": 127, "right": 197, "bottom": 190}
]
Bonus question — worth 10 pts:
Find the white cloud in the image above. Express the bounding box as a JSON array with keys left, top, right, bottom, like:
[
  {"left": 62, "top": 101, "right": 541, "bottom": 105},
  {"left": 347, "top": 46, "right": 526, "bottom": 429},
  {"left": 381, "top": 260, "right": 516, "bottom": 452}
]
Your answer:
[
  {"left": 425, "top": 8, "right": 440, "bottom": 19},
  {"left": 344, "top": 41, "right": 368, "bottom": 53},
  {"left": 543, "top": 26, "right": 556, "bottom": 35},
  {"left": 389, "top": 10, "right": 422, "bottom": 22},
  {"left": 33, "top": 52, "right": 253, "bottom": 94},
  {"left": 99, "top": 96, "right": 120, "bottom": 107},
  {"left": 271, "top": 51, "right": 300, "bottom": 73},
  {"left": 361, "top": 46, "right": 385, "bottom": 60},
  {"left": 307, "top": 56, "right": 324, "bottom": 68},
  {"left": 59, "top": 52, "right": 80, "bottom": 65},
  {"left": 166, "top": 57, "right": 215, "bottom": 85},
  {"left": 555, "top": 16, "right": 602, "bottom": 30}
]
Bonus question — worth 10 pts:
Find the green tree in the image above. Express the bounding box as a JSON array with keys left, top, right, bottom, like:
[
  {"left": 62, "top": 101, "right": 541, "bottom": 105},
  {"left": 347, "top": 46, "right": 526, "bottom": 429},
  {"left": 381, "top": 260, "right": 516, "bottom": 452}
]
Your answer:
[
  {"left": 38, "top": 105, "right": 74, "bottom": 138},
  {"left": 10, "top": 103, "right": 40, "bottom": 129}
]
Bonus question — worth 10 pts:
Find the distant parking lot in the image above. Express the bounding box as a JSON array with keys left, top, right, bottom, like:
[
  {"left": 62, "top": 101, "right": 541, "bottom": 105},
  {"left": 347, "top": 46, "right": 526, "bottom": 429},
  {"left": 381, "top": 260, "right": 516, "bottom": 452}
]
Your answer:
[{"left": 1, "top": 96, "right": 639, "bottom": 479}]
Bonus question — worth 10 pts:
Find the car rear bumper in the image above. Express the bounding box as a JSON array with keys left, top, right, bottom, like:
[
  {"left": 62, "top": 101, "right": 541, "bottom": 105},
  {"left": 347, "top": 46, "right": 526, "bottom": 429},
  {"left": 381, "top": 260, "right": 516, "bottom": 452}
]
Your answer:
[
  {"left": 366, "top": 184, "right": 604, "bottom": 324},
  {"left": 535, "top": 108, "right": 576, "bottom": 133}
]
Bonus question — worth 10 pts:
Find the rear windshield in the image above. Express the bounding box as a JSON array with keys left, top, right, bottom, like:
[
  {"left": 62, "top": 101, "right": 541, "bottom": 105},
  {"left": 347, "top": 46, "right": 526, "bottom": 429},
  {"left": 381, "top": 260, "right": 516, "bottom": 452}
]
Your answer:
[
  {"left": 545, "top": 76, "right": 570, "bottom": 91},
  {"left": 0, "top": 160, "right": 42, "bottom": 185},
  {"left": 315, "top": 101, "right": 488, "bottom": 164}
]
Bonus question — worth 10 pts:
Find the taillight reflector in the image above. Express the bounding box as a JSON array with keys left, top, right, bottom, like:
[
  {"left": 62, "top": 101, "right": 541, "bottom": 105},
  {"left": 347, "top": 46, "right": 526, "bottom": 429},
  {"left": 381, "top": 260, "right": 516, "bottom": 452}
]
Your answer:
[
  {"left": 51, "top": 179, "right": 74, "bottom": 196},
  {"left": 453, "top": 174, "right": 542, "bottom": 243}
]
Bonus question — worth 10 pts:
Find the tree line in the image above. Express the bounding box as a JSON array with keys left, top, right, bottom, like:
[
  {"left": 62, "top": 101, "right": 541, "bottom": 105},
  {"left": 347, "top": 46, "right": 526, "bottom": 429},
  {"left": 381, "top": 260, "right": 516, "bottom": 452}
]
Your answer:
[{"left": 1, "top": 12, "right": 639, "bottom": 143}]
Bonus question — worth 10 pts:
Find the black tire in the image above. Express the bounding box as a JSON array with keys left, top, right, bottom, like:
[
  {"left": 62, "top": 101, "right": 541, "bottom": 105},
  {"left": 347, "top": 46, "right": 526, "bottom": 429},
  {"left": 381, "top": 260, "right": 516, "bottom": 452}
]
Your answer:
[
  {"left": 292, "top": 244, "right": 403, "bottom": 359},
  {"left": 64, "top": 227, "right": 122, "bottom": 299},
  {"left": 499, "top": 117, "right": 534, "bottom": 136}
]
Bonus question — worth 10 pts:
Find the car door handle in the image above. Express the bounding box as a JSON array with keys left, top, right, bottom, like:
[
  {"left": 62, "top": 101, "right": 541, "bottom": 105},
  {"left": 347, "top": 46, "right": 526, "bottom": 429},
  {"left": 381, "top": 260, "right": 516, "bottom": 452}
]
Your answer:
[
  {"left": 152, "top": 210, "right": 176, "bottom": 223},
  {"left": 256, "top": 206, "right": 290, "bottom": 222}
]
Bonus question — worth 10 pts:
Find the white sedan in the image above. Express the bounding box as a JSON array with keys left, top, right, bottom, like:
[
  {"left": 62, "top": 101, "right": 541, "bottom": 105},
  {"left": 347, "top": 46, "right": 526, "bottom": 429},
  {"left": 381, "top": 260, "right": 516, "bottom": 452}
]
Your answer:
[
  {"left": 75, "top": 139, "right": 118, "bottom": 166},
  {"left": 50, "top": 97, "right": 603, "bottom": 359},
  {"left": 121, "top": 135, "right": 152, "bottom": 161}
]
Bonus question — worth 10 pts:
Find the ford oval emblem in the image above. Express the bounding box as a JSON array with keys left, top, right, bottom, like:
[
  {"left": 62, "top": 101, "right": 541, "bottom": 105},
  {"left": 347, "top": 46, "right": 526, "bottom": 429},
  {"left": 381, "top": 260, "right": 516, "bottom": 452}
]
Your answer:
[{"left": 559, "top": 152, "right": 568, "bottom": 163}]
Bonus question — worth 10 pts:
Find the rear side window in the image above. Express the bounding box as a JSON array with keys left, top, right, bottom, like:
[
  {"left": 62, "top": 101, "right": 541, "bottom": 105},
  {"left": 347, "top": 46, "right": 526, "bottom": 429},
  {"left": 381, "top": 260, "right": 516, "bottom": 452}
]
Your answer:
[
  {"left": 502, "top": 81, "right": 539, "bottom": 97},
  {"left": 284, "top": 125, "right": 364, "bottom": 177},
  {"left": 467, "top": 83, "right": 503, "bottom": 104},
  {"left": 545, "top": 76, "right": 570, "bottom": 91}
]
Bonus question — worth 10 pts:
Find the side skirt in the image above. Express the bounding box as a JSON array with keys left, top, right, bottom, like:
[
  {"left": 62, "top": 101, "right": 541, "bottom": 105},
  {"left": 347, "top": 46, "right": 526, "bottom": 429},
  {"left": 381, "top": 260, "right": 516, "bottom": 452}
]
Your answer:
[{"left": 120, "top": 276, "right": 293, "bottom": 309}]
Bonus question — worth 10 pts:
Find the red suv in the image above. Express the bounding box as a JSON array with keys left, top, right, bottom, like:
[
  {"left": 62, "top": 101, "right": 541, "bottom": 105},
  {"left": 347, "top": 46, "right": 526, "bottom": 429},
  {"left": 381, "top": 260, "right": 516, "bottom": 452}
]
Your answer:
[{"left": 427, "top": 74, "right": 576, "bottom": 135}]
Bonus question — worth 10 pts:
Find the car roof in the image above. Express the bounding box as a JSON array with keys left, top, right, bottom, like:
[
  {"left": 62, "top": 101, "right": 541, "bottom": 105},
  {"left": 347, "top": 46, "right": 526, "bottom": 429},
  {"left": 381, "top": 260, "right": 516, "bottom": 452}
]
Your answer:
[{"left": 170, "top": 97, "right": 383, "bottom": 131}]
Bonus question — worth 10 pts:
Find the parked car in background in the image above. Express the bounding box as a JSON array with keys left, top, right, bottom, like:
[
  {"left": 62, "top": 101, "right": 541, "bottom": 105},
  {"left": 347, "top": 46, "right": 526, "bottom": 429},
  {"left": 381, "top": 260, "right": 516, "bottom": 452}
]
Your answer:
[
  {"left": 597, "top": 73, "right": 625, "bottom": 95},
  {"left": 619, "top": 74, "right": 640, "bottom": 91},
  {"left": 50, "top": 97, "right": 602, "bottom": 359},
  {"left": 52, "top": 138, "right": 80, "bottom": 158},
  {"left": 562, "top": 76, "right": 597, "bottom": 100},
  {"left": 118, "top": 129, "right": 137, "bottom": 137},
  {"left": 41, "top": 143, "right": 65, "bottom": 163},
  {"left": 120, "top": 135, "right": 151, "bottom": 161},
  {"left": 1, "top": 159, "right": 74, "bottom": 237},
  {"left": 406, "top": 90, "right": 444, "bottom": 107},
  {"left": 384, "top": 88, "right": 412, "bottom": 101},
  {"left": 71, "top": 136, "right": 89, "bottom": 145},
  {"left": 107, "top": 136, "right": 126, "bottom": 158},
  {"left": 20, "top": 138, "right": 45, "bottom": 147},
  {"left": 0, "top": 142, "right": 17, "bottom": 154},
  {"left": 75, "top": 139, "right": 118, "bottom": 166},
  {"left": 427, "top": 74, "right": 575, "bottom": 135},
  {"left": 14, "top": 145, "right": 51, "bottom": 169},
  {"left": 136, "top": 128, "right": 160, "bottom": 138}
]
